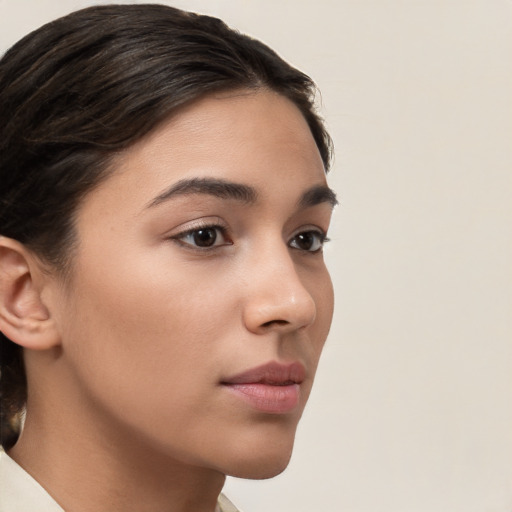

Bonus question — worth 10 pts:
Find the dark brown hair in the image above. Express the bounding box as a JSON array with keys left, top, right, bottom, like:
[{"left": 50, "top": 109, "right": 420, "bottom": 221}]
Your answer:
[{"left": 0, "top": 3, "right": 333, "bottom": 449}]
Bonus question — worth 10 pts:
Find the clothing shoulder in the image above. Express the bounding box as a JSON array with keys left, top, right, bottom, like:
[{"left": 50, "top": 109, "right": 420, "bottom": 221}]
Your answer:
[
  {"left": 0, "top": 451, "right": 64, "bottom": 512},
  {"left": 217, "top": 492, "right": 242, "bottom": 512}
]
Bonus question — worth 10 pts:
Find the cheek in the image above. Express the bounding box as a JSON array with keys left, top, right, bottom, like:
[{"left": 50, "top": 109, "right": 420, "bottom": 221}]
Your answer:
[
  {"left": 59, "top": 254, "right": 236, "bottom": 424},
  {"left": 322, "top": 273, "right": 335, "bottom": 336},
  {"left": 305, "top": 268, "right": 335, "bottom": 382},
  {"left": 308, "top": 265, "right": 335, "bottom": 348}
]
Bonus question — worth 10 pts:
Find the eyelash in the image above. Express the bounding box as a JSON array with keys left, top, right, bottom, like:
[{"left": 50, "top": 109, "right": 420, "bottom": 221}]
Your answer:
[{"left": 170, "top": 223, "right": 329, "bottom": 254}]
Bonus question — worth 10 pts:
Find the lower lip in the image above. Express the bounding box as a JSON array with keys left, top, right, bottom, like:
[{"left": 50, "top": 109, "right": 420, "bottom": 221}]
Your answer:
[{"left": 223, "top": 383, "right": 301, "bottom": 414}]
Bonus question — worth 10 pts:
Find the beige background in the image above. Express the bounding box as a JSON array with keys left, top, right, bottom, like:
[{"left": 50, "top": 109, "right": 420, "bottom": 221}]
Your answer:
[{"left": 1, "top": 1, "right": 511, "bottom": 511}]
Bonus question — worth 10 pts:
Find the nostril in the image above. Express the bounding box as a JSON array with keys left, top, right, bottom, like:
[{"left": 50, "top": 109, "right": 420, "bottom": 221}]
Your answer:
[{"left": 261, "top": 319, "right": 289, "bottom": 328}]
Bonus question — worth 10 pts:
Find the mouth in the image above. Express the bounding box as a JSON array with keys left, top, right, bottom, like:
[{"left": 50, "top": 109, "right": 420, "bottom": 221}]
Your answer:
[{"left": 221, "top": 362, "right": 306, "bottom": 414}]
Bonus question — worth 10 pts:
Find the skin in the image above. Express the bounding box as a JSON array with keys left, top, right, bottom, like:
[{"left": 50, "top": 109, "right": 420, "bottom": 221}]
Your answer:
[{"left": 8, "top": 89, "right": 335, "bottom": 512}]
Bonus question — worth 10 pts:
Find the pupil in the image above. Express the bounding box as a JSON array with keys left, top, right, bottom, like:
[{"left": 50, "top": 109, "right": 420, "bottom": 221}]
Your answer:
[
  {"left": 193, "top": 228, "right": 217, "bottom": 247},
  {"left": 297, "top": 233, "right": 314, "bottom": 250}
]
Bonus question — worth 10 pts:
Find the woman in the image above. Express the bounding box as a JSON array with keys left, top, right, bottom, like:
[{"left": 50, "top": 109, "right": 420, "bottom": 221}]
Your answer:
[{"left": 0, "top": 4, "right": 336, "bottom": 511}]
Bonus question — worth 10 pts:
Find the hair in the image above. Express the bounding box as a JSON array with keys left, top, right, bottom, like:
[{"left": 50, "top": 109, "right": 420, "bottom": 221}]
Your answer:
[{"left": 0, "top": 3, "right": 333, "bottom": 450}]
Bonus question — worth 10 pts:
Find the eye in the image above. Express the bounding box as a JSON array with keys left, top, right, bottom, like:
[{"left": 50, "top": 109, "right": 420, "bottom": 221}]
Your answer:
[
  {"left": 173, "top": 225, "right": 232, "bottom": 249},
  {"left": 289, "top": 230, "right": 328, "bottom": 253}
]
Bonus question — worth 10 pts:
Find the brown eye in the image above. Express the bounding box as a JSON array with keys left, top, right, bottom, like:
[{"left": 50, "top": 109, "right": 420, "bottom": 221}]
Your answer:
[
  {"left": 193, "top": 228, "right": 217, "bottom": 247},
  {"left": 174, "top": 224, "right": 232, "bottom": 250},
  {"left": 289, "top": 230, "right": 327, "bottom": 252}
]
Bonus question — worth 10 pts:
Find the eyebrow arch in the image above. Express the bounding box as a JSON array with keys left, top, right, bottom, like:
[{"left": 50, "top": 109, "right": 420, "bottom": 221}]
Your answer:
[
  {"left": 147, "top": 177, "right": 258, "bottom": 208},
  {"left": 298, "top": 184, "right": 338, "bottom": 209}
]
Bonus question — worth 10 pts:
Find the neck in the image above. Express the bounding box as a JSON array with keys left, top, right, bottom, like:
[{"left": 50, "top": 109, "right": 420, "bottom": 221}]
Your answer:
[{"left": 10, "top": 405, "right": 226, "bottom": 512}]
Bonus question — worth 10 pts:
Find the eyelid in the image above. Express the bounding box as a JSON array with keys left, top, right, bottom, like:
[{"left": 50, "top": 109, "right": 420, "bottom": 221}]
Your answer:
[
  {"left": 165, "top": 216, "right": 225, "bottom": 237},
  {"left": 290, "top": 225, "right": 328, "bottom": 239}
]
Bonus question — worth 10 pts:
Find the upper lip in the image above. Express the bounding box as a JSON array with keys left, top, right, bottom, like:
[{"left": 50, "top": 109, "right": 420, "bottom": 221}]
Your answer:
[{"left": 221, "top": 361, "right": 306, "bottom": 386}]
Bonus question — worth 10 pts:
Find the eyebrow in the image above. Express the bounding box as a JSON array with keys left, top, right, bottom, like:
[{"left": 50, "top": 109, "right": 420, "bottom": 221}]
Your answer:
[
  {"left": 147, "top": 177, "right": 257, "bottom": 207},
  {"left": 146, "top": 177, "right": 337, "bottom": 210},
  {"left": 298, "top": 184, "right": 338, "bottom": 209}
]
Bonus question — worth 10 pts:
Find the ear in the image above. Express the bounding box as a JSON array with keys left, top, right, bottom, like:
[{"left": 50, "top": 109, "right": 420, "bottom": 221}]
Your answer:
[{"left": 0, "top": 236, "right": 60, "bottom": 350}]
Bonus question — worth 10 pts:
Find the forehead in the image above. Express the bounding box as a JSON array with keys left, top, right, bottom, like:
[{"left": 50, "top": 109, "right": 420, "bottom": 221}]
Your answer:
[{"left": 81, "top": 90, "right": 327, "bottom": 215}]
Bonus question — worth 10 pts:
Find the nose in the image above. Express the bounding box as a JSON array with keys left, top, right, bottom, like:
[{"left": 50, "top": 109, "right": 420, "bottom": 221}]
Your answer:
[{"left": 242, "top": 247, "right": 317, "bottom": 335}]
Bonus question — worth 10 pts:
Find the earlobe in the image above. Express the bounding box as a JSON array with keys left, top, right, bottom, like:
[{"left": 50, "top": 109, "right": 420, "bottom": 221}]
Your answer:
[{"left": 0, "top": 236, "right": 60, "bottom": 350}]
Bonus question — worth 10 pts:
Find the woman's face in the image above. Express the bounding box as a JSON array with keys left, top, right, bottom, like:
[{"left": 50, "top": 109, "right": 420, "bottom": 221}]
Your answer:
[{"left": 48, "top": 90, "right": 335, "bottom": 478}]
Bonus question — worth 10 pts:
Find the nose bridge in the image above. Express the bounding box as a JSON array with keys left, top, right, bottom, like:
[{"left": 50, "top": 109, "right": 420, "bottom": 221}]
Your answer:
[{"left": 243, "top": 239, "right": 316, "bottom": 333}]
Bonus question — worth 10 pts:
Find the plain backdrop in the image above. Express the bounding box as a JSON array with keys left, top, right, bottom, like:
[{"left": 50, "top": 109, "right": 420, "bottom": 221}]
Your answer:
[{"left": 1, "top": 1, "right": 511, "bottom": 511}]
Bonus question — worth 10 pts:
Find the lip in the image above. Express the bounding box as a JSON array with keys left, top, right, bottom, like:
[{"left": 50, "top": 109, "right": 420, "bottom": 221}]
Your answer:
[{"left": 221, "top": 362, "right": 306, "bottom": 414}]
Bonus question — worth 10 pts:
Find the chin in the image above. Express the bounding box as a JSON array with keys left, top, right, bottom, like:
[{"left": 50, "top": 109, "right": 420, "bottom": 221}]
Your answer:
[
  {"left": 228, "top": 452, "right": 293, "bottom": 480},
  {"left": 220, "top": 431, "right": 296, "bottom": 480}
]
